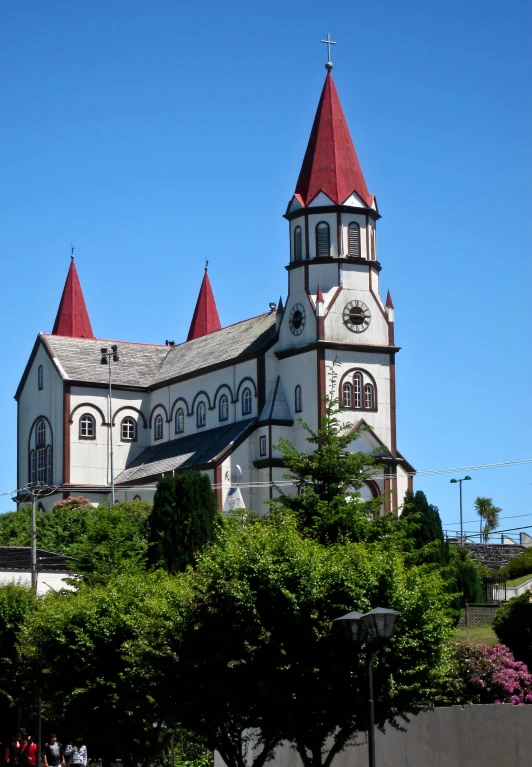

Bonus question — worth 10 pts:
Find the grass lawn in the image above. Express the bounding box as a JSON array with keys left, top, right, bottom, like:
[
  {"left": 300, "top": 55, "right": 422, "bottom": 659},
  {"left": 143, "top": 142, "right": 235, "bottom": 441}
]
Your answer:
[
  {"left": 452, "top": 625, "right": 499, "bottom": 646},
  {"left": 505, "top": 573, "right": 532, "bottom": 588}
]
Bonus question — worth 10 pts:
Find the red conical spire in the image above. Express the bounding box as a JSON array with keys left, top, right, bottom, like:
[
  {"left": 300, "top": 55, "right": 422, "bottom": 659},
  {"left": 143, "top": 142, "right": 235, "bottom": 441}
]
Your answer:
[
  {"left": 386, "top": 290, "right": 394, "bottom": 309},
  {"left": 294, "top": 72, "right": 372, "bottom": 207},
  {"left": 52, "top": 258, "right": 94, "bottom": 339},
  {"left": 187, "top": 268, "right": 222, "bottom": 342}
]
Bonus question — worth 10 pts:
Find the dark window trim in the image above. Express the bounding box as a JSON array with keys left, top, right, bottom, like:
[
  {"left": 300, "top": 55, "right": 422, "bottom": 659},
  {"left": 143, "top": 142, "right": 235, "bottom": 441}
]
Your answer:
[
  {"left": 154, "top": 414, "right": 164, "bottom": 440},
  {"left": 241, "top": 387, "right": 252, "bottom": 416},
  {"left": 295, "top": 385, "right": 302, "bottom": 413},
  {"left": 175, "top": 407, "right": 185, "bottom": 434},
  {"left": 294, "top": 225, "right": 302, "bottom": 261},
  {"left": 196, "top": 402, "right": 207, "bottom": 428},
  {"left": 219, "top": 394, "right": 229, "bottom": 422},
  {"left": 338, "top": 367, "right": 378, "bottom": 412},
  {"left": 315, "top": 221, "right": 331, "bottom": 258},
  {"left": 79, "top": 413, "right": 96, "bottom": 440},
  {"left": 348, "top": 221, "right": 361, "bottom": 258},
  {"left": 38, "top": 365, "right": 44, "bottom": 391},
  {"left": 259, "top": 435, "right": 267, "bottom": 457},
  {"left": 121, "top": 416, "right": 137, "bottom": 442}
]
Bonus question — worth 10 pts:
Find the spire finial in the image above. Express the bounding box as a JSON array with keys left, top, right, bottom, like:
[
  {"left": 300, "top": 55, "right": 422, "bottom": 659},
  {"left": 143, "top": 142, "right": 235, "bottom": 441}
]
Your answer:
[
  {"left": 205, "top": 257, "right": 209, "bottom": 272},
  {"left": 321, "top": 33, "right": 336, "bottom": 71},
  {"left": 70, "top": 242, "right": 75, "bottom": 260}
]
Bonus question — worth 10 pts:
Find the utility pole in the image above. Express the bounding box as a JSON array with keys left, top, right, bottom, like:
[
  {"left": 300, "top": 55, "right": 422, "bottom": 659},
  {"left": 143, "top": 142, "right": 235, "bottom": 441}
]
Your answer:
[
  {"left": 450, "top": 475, "right": 472, "bottom": 546},
  {"left": 100, "top": 345, "right": 119, "bottom": 504}
]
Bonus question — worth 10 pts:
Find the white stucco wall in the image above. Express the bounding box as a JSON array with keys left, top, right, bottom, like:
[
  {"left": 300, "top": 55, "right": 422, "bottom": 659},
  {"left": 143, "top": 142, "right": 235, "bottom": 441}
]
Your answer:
[{"left": 0, "top": 571, "right": 75, "bottom": 594}]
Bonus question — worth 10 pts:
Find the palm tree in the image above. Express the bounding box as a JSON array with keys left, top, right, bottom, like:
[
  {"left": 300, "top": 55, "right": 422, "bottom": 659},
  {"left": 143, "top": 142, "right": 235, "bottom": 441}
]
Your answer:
[
  {"left": 474, "top": 497, "right": 492, "bottom": 541},
  {"left": 484, "top": 504, "right": 502, "bottom": 542}
]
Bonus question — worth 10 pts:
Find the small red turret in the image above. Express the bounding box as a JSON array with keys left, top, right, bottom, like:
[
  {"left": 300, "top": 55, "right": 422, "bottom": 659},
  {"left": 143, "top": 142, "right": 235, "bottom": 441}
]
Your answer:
[
  {"left": 187, "top": 267, "right": 222, "bottom": 341},
  {"left": 52, "top": 257, "right": 95, "bottom": 339}
]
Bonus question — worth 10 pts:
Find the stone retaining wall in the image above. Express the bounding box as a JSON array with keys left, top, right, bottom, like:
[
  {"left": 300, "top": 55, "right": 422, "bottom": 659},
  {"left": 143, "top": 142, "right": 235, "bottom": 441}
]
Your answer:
[{"left": 466, "top": 543, "right": 524, "bottom": 570}]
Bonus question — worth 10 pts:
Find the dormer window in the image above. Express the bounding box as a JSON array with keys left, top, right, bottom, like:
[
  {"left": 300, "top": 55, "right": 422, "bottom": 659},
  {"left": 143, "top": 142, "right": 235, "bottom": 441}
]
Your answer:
[
  {"left": 294, "top": 226, "right": 302, "bottom": 261},
  {"left": 38, "top": 365, "right": 44, "bottom": 390},
  {"left": 316, "top": 222, "right": 330, "bottom": 258},
  {"left": 348, "top": 223, "right": 361, "bottom": 258}
]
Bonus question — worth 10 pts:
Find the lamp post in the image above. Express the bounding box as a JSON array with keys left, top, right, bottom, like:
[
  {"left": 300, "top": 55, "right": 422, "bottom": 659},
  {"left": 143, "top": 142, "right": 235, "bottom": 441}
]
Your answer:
[
  {"left": 101, "top": 345, "right": 119, "bottom": 504},
  {"left": 335, "top": 607, "right": 401, "bottom": 767},
  {"left": 450, "top": 475, "right": 471, "bottom": 547}
]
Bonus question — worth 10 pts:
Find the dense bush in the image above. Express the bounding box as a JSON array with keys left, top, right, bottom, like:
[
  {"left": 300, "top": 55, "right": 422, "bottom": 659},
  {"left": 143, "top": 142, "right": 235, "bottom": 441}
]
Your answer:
[
  {"left": 492, "top": 592, "right": 532, "bottom": 669},
  {"left": 439, "top": 642, "right": 532, "bottom": 705},
  {"left": 500, "top": 548, "right": 532, "bottom": 580}
]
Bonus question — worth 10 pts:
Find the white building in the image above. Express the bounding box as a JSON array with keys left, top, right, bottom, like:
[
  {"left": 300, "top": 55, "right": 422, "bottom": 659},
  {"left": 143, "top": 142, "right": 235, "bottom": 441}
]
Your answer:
[{"left": 15, "top": 67, "right": 414, "bottom": 514}]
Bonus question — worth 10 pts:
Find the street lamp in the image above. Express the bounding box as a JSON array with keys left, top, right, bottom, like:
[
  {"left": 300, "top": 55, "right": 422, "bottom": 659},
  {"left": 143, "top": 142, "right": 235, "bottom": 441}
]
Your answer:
[
  {"left": 101, "top": 345, "right": 119, "bottom": 504},
  {"left": 450, "top": 475, "right": 471, "bottom": 547},
  {"left": 335, "top": 607, "right": 401, "bottom": 767}
]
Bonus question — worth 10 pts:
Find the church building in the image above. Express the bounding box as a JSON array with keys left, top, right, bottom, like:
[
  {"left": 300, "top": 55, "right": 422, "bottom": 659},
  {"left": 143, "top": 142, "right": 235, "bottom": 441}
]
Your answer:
[{"left": 15, "top": 63, "right": 414, "bottom": 513}]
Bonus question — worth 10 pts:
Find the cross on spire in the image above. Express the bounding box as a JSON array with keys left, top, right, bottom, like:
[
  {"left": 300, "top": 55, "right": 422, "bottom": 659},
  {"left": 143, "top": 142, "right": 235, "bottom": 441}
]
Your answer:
[{"left": 321, "top": 33, "right": 336, "bottom": 70}]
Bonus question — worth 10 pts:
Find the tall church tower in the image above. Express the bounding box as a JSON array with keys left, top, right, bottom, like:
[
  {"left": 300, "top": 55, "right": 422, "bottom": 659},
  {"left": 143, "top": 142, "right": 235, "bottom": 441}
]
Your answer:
[{"left": 275, "top": 65, "right": 413, "bottom": 510}]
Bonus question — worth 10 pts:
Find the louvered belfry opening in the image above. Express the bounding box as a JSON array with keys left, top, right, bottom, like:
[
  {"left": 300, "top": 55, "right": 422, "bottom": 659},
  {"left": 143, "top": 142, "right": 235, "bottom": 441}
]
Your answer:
[
  {"left": 294, "top": 226, "right": 302, "bottom": 260},
  {"left": 316, "top": 222, "right": 330, "bottom": 257},
  {"left": 348, "top": 222, "right": 361, "bottom": 257},
  {"left": 370, "top": 227, "right": 376, "bottom": 260}
]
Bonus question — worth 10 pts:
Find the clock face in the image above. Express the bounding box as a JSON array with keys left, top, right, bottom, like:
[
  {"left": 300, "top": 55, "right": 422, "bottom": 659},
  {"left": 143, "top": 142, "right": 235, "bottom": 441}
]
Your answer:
[
  {"left": 289, "top": 303, "right": 306, "bottom": 336},
  {"left": 343, "top": 300, "right": 371, "bottom": 333}
]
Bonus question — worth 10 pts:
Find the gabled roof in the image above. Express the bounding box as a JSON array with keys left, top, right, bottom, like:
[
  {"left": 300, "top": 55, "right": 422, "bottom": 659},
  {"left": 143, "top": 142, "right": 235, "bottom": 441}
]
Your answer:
[
  {"left": 0, "top": 547, "right": 73, "bottom": 572},
  {"left": 114, "top": 418, "right": 256, "bottom": 484},
  {"left": 52, "top": 258, "right": 95, "bottom": 339},
  {"left": 187, "top": 269, "right": 222, "bottom": 341},
  {"left": 294, "top": 72, "right": 372, "bottom": 208},
  {"left": 258, "top": 377, "right": 293, "bottom": 425},
  {"left": 31, "top": 312, "right": 277, "bottom": 391}
]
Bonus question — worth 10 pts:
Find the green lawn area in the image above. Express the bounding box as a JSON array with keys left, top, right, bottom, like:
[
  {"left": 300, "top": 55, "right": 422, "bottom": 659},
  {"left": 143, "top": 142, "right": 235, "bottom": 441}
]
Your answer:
[
  {"left": 505, "top": 573, "right": 532, "bottom": 588},
  {"left": 452, "top": 625, "right": 499, "bottom": 646}
]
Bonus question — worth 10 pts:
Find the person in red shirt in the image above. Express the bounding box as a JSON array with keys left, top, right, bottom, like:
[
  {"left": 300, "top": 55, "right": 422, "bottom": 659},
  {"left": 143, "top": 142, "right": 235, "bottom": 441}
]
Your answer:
[{"left": 21, "top": 736, "right": 38, "bottom": 767}]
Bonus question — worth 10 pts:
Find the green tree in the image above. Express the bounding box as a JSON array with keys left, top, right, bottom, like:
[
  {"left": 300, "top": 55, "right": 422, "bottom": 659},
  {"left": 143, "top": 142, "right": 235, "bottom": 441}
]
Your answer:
[
  {"left": 166, "top": 514, "right": 452, "bottom": 767},
  {"left": 269, "top": 378, "right": 384, "bottom": 544},
  {"left": 396, "top": 490, "right": 446, "bottom": 565},
  {"left": 0, "top": 584, "right": 37, "bottom": 744},
  {"left": 492, "top": 592, "right": 532, "bottom": 669},
  {"left": 20, "top": 571, "right": 190, "bottom": 766},
  {"left": 147, "top": 471, "right": 220, "bottom": 572}
]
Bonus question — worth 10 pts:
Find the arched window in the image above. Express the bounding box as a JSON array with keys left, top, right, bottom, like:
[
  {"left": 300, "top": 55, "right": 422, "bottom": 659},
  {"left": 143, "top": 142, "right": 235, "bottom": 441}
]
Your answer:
[
  {"left": 79, "top": 413, "right": 95, "bottom": 439},
  {"left": 242, "top": 388, "right": 252, "bottom": 416},
  {"left": 37, "top": 446, "right": 46, "bottom": 483},
  {"left": 197, "top": 402, "right": 206, "bottom": 428},
  {"left": 219, "top": 395, "right": 229, "bottom": 422},
  {"left": 36, "top": 419, "right": 46, "bottom": 447},
  {"left": 364, "top": 384, "right": 374, "bottom": 410},
  {"left": 121, "top": 417, "right": 136, "bottom": 441},
  {"left": 175, "top": 408, "right": 184, "bottom": 434},
  {"left": 294, "top": 226, "right": 302, "bottom": 261},
  {"left": 316, "top": 222, "right": 330, "bottom": 258},
  {"left": 295, "top": 385, "right": 302, "bottom": 413},
  {"left": 370, "top": 227, "right": 376, "bottom": 260},
  {"left": 30, "top": 450, "right": 36, "bottom": 484},
  {"left": 46, "top": 445, "right": 53, "bottom": 484},
  {"left": 354, "top": 373, "right": 363, "bottom": 409},
  {"left": 154, "top": 414, "right": 164, "bottom": 440},
  {"left": 348, "top": 222, "right": 361, "bottom": 257},
  {"left": 38, "top": 365, "right": 44, "bottom": 390},
  {"left": 343, "top": 382, "right": 352, "bottom": 408}
]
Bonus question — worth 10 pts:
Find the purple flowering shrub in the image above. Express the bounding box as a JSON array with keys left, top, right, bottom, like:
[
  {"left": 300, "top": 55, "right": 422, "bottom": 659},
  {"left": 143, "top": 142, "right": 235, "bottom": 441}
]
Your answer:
[
  {"left": 51, "top": 495, "right": 93, "bottom": 512},
  {"left": 449, "top": 642, "right": 532, "bottom": 705}
]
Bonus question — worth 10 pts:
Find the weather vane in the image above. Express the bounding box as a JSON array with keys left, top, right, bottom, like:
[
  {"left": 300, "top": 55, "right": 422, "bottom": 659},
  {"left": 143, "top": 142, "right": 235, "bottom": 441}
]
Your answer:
[
  {"left": 71, "top": 242, "right": 75, "bottom": 259},
  {"left": 205, "top": 257, "right": 209, "bottom": 271},
  {"left": 321, "top": 33, "right": 336, "bottom": 71}
]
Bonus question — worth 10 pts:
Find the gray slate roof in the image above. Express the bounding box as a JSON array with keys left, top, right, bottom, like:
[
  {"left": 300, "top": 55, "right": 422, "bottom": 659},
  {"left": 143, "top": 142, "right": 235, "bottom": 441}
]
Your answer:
[
  {"left": 0, "top": 547, "right": 73, "bottom": 572},
  {"left": 42, "top": 313, "right": 276, "bottom": 390},
  {"left": 114, "top": 418, "right": 256, "bottom": 484}
]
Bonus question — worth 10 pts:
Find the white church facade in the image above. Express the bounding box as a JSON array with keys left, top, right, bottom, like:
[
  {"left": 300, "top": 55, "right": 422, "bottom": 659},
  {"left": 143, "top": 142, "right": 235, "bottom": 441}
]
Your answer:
[{"left": 15, "top": 68, "right": 414, "bottom": 514}]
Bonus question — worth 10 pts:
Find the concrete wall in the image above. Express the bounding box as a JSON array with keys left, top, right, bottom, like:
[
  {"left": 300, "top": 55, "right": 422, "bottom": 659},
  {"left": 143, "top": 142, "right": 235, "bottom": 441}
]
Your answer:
[{"left": 215, "top": 706, "right": 532, "bottom": 767}]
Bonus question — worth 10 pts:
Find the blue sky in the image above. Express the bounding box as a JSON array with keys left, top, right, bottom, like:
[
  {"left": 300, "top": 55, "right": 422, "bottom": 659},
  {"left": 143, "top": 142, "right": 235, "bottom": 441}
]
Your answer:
[{"left": 1, "top": 1, "right": 530, "bottom": 536}]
